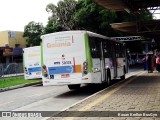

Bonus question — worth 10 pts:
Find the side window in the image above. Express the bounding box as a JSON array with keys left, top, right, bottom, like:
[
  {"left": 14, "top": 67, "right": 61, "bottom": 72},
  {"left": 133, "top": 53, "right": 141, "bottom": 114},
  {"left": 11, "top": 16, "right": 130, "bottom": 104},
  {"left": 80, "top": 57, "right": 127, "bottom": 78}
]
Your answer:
[
  {"left": 103, "top": 42, "right": 111, "bottom": 58},
  {"left": 120, "top": 44, "right": 125, "bottom": 57},
  {"left": 110, "top": 42, "right": 115, "bottom": 57},
  {"left": 118, "top": 43, "right": 125, "bottom": 57},
  {"left": 115, "top": 43, "right": 120, "bottom": 58},
  {"left": 15, "top": 44, "right": 20, "bottom": 48},
  {"left": 115, "top": 43, "right": 125, "bottom": 58},
  {"left": 119, "top": 44, "right": 123, "bottom": 57},
  {"left": 89, "top": 37, "right": 101, "bottom": 58}
]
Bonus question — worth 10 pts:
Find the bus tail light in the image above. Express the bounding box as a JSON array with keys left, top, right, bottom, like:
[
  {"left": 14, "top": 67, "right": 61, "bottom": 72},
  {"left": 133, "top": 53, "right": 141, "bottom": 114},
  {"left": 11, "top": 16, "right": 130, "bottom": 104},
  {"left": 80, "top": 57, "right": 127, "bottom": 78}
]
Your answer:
[
  {"left": 83, "top": 61, "right": 88, "bottom": 75},
  {"left": 42, "top": 65, "right": 48, "bottom": 77},
  {"left": 24, "top": 67, "right": 28, "bottom": 74}
]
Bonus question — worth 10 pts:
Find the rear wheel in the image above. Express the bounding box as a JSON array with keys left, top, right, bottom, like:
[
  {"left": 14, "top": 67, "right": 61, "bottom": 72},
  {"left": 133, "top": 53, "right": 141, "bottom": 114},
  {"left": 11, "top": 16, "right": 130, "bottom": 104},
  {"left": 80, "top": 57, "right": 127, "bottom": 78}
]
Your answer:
[
  {"left": 68, "top": 84, "right": 80, "bottom": 90},
  {"left": 120, "top": 75, "right": 125, "bottom": 80}
]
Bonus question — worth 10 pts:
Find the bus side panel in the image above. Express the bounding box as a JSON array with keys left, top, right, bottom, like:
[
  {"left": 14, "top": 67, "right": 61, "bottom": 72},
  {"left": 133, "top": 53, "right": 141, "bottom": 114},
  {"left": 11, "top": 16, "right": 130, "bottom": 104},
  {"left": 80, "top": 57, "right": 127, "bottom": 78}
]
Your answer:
[
  {"left": 42, "top": 32, "right": 86, "bottom": 86},
  {"left": 116, "top": 58, "right": 125, "bottom": 77},
  {"left": 91, "top": 59, "right": 101, "bottom": 83},
  {"left": 23, "top": 46, "right": 42, "bottom": 79}
]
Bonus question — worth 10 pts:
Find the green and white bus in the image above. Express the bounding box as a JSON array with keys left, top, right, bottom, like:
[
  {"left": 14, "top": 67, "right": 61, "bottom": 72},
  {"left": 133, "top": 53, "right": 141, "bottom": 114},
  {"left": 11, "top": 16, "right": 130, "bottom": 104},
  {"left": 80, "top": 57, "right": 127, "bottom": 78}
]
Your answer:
[
  {"left": 23, "top": 46, "right": 42, "bottom": 79},
  {"left": 41, "top": 31, "right": 127, "bottom": 90}
]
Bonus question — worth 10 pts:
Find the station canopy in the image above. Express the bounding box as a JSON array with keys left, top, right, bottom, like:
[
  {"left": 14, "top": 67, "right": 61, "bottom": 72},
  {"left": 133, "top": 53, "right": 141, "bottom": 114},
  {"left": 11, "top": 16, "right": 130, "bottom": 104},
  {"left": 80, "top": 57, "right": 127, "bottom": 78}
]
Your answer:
[
  {"left": 93, "top": 0, "right": 160, "bottom": 36},
  {"left": 93, "top": 0, "right": 160, "bottom": 12},
  {"left": 110, "top": 20, "right": 160, "bottom": 36}
]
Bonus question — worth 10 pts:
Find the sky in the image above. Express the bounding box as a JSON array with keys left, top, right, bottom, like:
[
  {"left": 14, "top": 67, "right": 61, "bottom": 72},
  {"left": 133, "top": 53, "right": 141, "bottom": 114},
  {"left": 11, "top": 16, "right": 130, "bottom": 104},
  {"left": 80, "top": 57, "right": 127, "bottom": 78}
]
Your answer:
[
  {"left": 0, "top": 0, "right": 159, "bottom": 32},
  {"left": 0, "top": 0, "right": 60, "bottom": 31}
]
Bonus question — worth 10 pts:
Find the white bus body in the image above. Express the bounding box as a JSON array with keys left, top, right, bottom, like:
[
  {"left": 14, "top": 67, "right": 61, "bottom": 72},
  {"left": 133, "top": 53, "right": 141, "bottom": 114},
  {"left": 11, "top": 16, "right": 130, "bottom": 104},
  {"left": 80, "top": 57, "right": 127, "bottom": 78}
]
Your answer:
[
  {"left": 41, "top": 31, "right": 127, "bottom": 89},
  {"left": 23, "top": 46, "right": 42, "bottom": 79}
]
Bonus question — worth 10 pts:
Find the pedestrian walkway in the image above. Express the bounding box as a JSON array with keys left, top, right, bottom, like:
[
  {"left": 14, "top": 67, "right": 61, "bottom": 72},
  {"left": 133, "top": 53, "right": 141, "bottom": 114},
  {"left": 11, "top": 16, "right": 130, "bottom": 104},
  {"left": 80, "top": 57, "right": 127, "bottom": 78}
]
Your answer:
[{"left": 52, "top": 71, "right": 160, "bottom": 120}]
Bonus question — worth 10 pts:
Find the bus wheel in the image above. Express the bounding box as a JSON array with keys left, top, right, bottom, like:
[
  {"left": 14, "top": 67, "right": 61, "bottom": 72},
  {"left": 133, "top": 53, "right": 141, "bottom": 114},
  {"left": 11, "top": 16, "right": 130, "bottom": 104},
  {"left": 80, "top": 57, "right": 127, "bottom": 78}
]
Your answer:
[
  {"left": 120, "top": 75, "right": 125, "bottom": 80},
  {"left": 68, "top": 84, "right": 80, "bottom": 90},
  {"left": 107, "top": 71, "right": 111, "bottom": 85}
]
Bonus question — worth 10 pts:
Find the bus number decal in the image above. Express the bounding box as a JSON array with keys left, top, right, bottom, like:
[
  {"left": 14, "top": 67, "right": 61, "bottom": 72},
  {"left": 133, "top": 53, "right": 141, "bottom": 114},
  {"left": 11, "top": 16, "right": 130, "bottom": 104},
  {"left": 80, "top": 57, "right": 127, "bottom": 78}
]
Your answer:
[{"left": 62, "top": 61, "right": 71, "bottom": 65}]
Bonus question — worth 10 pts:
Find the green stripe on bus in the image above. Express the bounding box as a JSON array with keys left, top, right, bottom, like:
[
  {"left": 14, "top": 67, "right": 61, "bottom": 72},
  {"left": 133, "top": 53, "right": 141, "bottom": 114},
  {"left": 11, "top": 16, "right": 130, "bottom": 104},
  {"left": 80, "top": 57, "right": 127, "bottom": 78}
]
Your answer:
[
  {"left": 84, "top": 33, "right": 93, "bottom": 72},
  {"left": 23, "top": 49, "right": 25, "bottom": 72},
  {"left": 40, "top": 42, "right": 43, "bottom": 66}
]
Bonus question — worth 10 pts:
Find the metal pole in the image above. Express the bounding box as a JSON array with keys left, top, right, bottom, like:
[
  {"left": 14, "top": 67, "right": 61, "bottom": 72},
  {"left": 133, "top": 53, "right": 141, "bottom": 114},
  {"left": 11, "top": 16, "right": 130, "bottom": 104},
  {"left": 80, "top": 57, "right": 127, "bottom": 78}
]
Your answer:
[{"left": 145, "top": 43, "right": 148, "bottom": 71}]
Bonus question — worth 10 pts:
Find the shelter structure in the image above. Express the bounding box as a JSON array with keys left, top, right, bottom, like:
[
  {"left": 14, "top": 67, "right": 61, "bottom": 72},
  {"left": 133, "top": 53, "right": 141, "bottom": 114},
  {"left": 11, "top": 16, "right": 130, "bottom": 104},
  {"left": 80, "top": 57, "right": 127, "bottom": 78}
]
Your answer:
[{"left": 93, "top": 0, "right": 160, "bottom": 37}]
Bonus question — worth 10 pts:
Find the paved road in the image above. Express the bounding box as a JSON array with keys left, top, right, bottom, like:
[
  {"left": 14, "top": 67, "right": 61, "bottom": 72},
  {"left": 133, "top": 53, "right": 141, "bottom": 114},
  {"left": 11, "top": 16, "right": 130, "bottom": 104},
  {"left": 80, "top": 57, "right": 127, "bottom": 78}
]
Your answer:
[{"left": 0, "top": 65, "right": 143, "bottom": 112}]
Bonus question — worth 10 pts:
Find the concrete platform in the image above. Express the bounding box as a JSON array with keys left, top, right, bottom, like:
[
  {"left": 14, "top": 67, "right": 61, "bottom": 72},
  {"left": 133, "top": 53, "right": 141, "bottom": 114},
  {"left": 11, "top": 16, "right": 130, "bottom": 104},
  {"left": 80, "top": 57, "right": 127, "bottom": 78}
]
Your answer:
[{"left": 52, "top": 71, "right": 160, "bottom": 120}]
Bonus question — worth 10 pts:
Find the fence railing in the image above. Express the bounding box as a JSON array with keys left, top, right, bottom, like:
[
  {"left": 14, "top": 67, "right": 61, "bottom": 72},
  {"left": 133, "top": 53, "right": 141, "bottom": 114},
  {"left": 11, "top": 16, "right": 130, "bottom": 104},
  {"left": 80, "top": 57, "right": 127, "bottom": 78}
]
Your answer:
[{"left": 0, "top": 63, "right": 23, "bottom": 78}]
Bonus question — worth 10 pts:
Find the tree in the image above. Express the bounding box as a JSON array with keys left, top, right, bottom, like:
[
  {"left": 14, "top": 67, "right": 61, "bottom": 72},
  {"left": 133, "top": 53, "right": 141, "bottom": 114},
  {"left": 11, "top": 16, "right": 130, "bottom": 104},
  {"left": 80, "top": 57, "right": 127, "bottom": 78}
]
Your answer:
[
  {"left": 23, "top": 21, "right": 44, "bottom": 46},
  {"left": 46, "top": 0, "right": 78, "bottom": 30},
  {"left": 75, "top": 0, "right": 117, "bottom": 36},
  {"left": 44, "top": 0, "right": 153, "bottom": 37},
  {"left": 43, "top": 21, "right": 63, "bottom": 34},
  {"left": 136, "top": 10, "right": 153, "bottom": 21}
]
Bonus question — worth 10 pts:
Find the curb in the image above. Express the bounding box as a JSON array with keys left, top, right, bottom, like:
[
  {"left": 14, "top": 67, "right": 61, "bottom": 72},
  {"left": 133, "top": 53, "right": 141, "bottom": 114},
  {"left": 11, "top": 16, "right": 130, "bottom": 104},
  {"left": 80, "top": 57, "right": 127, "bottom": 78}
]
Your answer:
[{"left": 0, "top": 81, "right": 42, "bottom": 92}]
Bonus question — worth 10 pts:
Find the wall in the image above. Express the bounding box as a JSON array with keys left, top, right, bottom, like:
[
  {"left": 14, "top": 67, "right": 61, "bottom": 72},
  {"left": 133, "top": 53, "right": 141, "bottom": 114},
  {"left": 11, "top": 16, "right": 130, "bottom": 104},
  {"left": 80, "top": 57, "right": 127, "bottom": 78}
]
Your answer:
[
  {"left": 0, "top": 31, "right": 27, "bottom": 48},
  {"left": 8, "top": 31, "right": 27, "bottom": 48},
  {"left": 0, "top": 31, "right": 9, "bottom": 46}
]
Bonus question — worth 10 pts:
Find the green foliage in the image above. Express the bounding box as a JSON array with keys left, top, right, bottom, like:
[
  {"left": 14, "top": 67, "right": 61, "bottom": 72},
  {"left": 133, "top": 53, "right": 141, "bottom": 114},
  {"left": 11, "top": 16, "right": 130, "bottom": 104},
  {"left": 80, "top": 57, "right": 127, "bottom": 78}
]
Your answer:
[
  {"left": 75, "top": 0, "right": 117, "bottom": 36},
  {"left": 23, "top": 0, "right": 154, "bottom": 48},
  {"left": 0, "top": 76, "right": 41, "bottom": 88},
  {"left": 43, "top": 21, "right": 63, "bottom": 34},
  {"left": 137, "top": 10, "right": 153, "bottom": 21},
  {"left": 23, "top": 21, "right": 44, "bottom": 46},
  {"left": 44, "top": 0, "right": 152, "bottom": 37},
  {"left": 46, "top": 0, "right": 78, "bottom": 30}
]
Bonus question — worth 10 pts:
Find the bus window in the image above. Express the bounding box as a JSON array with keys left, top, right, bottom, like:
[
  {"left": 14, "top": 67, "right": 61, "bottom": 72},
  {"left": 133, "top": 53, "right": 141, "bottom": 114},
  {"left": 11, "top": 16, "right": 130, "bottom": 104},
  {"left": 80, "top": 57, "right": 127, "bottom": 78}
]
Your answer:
[
  {"left": 89, "top": 37, "right": 100, "bottom": 58},
  {"left": 122, "top": 44, "right": 126, "bottom": 57},
  {"left": 115, "top": 43, "right": 125, "bottom": 58},
  {"left": 115, "top": 43, "right": 120, "bottom": 58},
  {"left": 119, "top": 44, "right": 124, "bottom": 57},
  {"left": 103, "top": 42, "right": 111, "bottom": 58}
]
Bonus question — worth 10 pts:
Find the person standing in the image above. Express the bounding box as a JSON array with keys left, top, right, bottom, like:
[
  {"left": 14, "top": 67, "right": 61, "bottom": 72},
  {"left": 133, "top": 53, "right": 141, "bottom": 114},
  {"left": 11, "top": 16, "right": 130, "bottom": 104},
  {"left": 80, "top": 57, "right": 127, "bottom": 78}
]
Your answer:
[
  {"left": 156, "top": 55, "right": 160, "bottom": 72},
  {"left": 143, "top": 56, "right": 147, "bottom": 70},
  {"left": 147, "top": 54, "right": 153, "bottom": 73}
]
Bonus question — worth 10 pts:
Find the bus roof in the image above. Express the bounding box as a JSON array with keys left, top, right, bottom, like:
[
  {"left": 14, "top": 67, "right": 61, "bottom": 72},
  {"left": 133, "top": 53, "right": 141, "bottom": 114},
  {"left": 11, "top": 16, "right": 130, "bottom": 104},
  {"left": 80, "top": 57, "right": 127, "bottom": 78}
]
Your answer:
[
  {"left": 41, "top": 30, "right": 124, "bottom": 44},
  {"left": 23, "top": 46, "right": 40, "bottom": 50},
  {"left": 86, "top": 31, "right": 124, "bottom": 44}
]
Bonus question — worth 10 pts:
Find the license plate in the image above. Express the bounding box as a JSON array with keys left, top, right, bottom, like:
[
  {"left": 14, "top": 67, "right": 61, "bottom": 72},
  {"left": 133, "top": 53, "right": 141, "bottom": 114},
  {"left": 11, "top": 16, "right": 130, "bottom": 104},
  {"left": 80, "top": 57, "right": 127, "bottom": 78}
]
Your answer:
[{"left": 61, "top": 74, "right": 70, "bottom": 78}]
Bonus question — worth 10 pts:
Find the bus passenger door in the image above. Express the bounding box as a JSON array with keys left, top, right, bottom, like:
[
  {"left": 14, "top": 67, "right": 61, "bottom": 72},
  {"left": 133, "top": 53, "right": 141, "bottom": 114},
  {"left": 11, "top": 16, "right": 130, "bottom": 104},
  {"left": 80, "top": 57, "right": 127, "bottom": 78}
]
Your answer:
[
  {"left": 111, "top": 43, "right": 117, "bottom": 78},
  {"left": 100, "top": 41, "right": 105, "bottom": 82},
  {"left": 89, "top": 37, "right": 103, "bottom": 83}
]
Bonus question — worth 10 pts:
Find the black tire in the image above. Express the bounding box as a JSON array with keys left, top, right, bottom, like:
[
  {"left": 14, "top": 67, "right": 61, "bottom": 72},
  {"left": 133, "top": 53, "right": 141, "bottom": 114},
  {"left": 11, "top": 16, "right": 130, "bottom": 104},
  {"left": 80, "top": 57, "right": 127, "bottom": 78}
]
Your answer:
[
  {"left": 107, "top": 70, "right": 111, "bottom": 85},
  {"left": 68, "top": 84, "right": 80, "bottom": 90},
  {"left": 120, "top": 75, "right": 125, "bottom": 80}
]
